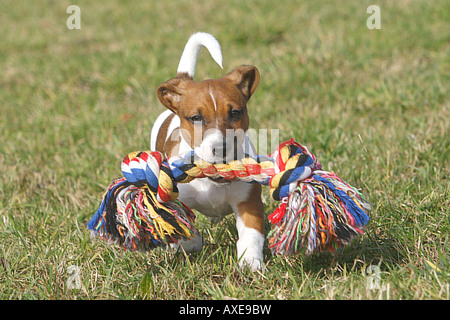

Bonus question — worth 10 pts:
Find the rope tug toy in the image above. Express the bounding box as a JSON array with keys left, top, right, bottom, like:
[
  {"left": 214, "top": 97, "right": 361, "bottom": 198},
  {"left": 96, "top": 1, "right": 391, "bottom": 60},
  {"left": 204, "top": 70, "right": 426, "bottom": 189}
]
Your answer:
[{"left": 88, "top": 139, "right": 371, "bottom": 255}]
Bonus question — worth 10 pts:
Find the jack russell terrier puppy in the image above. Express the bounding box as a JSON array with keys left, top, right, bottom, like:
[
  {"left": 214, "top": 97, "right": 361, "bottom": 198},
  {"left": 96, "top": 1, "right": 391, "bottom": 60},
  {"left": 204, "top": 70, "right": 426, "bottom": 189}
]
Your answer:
[{"left": 150, "top": 32, "right": 265, "bottom": 271}]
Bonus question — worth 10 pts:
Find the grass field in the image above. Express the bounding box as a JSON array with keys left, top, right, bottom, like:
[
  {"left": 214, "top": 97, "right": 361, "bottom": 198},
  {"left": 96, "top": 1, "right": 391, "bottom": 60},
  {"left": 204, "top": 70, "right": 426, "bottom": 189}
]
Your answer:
[{"left": 0, "top": 0, "right": 448, "bottom": 300}]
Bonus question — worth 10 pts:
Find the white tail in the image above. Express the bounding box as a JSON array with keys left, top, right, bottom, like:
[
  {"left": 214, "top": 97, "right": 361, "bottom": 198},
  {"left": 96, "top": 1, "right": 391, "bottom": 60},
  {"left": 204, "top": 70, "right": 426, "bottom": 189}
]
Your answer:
[{"left": 177, "top": 32, "right": 223, "bottom": 79}]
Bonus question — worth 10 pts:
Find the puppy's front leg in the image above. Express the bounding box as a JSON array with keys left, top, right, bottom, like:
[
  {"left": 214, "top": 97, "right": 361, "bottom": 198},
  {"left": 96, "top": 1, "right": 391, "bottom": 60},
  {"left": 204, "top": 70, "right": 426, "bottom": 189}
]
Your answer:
[{"left": 233, "top": 184, "right": 265, "bottom": 271}]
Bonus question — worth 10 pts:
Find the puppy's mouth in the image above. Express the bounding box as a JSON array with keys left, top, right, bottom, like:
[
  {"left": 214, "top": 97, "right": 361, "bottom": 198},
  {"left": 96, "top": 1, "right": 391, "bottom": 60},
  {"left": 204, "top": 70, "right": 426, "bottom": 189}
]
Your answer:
[{"left": 207, "top": 176, "right": 231, "bottom": 185}]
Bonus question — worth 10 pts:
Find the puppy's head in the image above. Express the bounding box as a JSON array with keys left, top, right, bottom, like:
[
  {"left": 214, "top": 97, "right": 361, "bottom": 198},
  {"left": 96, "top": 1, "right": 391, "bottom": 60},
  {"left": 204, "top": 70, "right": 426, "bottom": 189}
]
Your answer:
[{"left": 157, "top": 65, "right": 259, "bottom": 163}]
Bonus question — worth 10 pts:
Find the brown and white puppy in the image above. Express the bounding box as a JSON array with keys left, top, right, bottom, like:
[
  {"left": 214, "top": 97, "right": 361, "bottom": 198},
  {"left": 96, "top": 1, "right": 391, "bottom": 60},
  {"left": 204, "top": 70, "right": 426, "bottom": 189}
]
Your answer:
[{"left": 150, "top": 33, "right": 264, "bottom": 270}]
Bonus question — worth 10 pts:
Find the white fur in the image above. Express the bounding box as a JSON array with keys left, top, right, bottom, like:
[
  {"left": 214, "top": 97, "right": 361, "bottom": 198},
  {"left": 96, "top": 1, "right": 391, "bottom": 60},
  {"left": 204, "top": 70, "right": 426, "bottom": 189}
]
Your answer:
[
  {"left": 208, "top": 86, "right": 218, "bottom": 112},
  {"left": 177, "top": 32, "right": 223, "bottom": 78},
  {"left": 235, "top": 212, "right": 265, "bottom": 271},
  {"left": 170, "top": 228, "right": 203, "bottom": 253},
  {"left": 194, "top": 128, "right": 226, "bottom": 163},
  {"left": 150, "top": 109, "right": 176, "bottom": 151}
]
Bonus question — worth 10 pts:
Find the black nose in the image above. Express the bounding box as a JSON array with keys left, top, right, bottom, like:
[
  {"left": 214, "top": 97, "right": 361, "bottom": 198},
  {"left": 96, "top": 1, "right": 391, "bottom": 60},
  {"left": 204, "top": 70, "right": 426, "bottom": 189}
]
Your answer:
[{"left": 212, "top": 141, "right": 227, "bottom": 157}]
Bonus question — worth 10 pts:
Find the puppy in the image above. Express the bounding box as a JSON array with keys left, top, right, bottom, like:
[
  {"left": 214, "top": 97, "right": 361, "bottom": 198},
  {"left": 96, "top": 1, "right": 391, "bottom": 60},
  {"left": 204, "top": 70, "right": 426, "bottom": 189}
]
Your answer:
[{"left": 150, "top": 33, "right": 264, "bottom": 271}]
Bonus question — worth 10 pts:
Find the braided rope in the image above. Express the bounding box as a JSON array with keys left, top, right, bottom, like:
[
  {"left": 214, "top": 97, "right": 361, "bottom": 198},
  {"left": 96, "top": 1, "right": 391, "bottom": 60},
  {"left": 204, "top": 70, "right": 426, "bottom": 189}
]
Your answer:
[
  {"left": 88, "top": 139, "right": 371, "bottom": 255},
  {"left": 120, "top": 139, "right": 322, "bottom": 202}
]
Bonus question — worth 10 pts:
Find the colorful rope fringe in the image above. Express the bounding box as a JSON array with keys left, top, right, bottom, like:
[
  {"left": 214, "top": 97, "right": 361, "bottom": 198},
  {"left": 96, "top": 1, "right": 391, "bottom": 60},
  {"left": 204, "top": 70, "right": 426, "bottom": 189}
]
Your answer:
[{"left": 88, "top": 139, "right": 371, "bottom": 255}]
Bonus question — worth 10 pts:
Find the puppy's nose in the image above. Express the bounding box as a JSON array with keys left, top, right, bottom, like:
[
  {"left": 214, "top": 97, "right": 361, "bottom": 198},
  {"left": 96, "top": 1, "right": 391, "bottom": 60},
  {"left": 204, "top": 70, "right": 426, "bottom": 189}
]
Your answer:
[{"left": 212, "top": 141, "right": 227, "bottom": 157}]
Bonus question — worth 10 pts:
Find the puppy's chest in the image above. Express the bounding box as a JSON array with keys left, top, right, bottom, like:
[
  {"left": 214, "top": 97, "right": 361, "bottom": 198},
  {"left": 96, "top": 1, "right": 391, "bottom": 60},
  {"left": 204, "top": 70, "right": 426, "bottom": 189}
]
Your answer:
[{"left": 177, "top": 179, "right": 252, "bottom": 218}]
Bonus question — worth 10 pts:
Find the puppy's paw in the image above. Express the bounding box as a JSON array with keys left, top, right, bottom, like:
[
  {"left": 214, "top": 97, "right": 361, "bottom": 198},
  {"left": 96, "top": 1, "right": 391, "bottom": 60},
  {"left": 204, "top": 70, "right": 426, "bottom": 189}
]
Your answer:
[
  {"left": 239, "top": 255, "right": 263, "bottom": 272},
  {"left": 236, "top": 228, "right": 265, "bottom": 271},
  {"left": 170, "top": 229, "right": 203, "bottom": 253}
]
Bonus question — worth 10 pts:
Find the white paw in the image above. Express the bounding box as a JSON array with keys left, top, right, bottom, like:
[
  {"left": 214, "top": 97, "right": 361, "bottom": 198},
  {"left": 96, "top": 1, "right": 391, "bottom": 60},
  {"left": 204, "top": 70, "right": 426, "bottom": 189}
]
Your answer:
[
  {"left": 170, "top": 229, "right": 203, "bottom": 253},
  {"left": 239, "top": 254, "right": 263, "bottom": 271},
  {"left": 236, "top": 228, "right": 265, "bottom": 272}
]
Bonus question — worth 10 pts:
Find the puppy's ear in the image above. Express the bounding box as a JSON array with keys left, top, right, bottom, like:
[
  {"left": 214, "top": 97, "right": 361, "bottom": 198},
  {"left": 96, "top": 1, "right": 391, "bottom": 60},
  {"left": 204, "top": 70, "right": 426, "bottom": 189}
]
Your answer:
[
  {"left": 156, "top": 78, "right": 188, "bottom": 113},
  {"left": 222, "top": 65, "right": 260, "bottom": 100}
]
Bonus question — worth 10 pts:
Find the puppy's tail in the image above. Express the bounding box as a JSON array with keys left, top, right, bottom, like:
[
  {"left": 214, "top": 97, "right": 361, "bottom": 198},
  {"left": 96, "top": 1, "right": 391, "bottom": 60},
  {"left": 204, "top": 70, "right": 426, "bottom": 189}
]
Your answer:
[{"left": 177, "top": 32, "right": 223, "bottom": 79}]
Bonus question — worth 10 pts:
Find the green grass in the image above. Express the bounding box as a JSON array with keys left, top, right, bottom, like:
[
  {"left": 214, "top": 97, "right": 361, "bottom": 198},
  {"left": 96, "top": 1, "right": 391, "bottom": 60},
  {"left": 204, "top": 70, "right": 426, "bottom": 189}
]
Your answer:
[{"left": 0, "top": 0, "right": 448, "bottom": 300}]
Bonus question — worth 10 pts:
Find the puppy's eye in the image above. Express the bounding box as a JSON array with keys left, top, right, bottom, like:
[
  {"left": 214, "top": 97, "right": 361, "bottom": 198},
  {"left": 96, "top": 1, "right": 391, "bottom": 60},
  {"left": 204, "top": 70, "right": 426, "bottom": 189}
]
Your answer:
[
  {"left": 230, "top": 109, "right": 241, "bottom": 120},
  {"left": 190, "top": 115, "right": 202, "bottom": 122}
]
